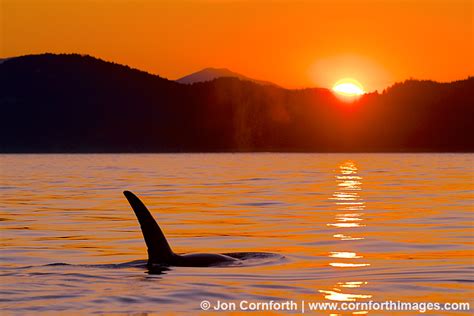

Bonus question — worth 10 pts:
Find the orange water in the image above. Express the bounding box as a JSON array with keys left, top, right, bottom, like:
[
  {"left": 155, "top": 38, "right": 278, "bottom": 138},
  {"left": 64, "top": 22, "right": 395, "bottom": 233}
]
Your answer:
[{"left": 1, "top": 154, "right": 473, "bottom": 314}]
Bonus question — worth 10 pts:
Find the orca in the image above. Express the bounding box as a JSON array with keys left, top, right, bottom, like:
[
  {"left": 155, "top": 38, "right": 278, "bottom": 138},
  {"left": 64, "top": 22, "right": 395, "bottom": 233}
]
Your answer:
[{"left": 124, "top": 190, "right": 241, "bottom": 267}]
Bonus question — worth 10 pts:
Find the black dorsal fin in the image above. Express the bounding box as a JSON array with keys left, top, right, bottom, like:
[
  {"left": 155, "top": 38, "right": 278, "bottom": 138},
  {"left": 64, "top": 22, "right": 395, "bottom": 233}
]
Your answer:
[{"left": 123, "top": 191, "right": 174, "bottom": 264}]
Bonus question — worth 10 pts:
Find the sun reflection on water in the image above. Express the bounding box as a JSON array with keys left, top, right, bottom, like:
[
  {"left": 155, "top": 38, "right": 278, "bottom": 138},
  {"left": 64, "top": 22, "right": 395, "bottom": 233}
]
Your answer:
[
  {"left": 329, "top": 252, "right": 362, "bottom": 259},
  {"left": 328, "top": 222, "right": 365, "bottom": 228},
  {"left": 333, "top": 233, "right": 363, "bottom": 241},
  {"left": 338, "top": 281, "right": 368, "bottom": 288},
  {"left": 329, "top": 262, "right": 371, "bottom": 268},
  {"left": 319, "top": 289, "right": 373, "bottom": 301},
  {"left": 320, "top": 160, "right": 372, "bottom": 311}
]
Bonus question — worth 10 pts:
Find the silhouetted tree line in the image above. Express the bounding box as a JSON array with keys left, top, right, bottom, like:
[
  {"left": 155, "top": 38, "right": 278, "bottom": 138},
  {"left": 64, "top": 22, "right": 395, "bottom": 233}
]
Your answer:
[{"left": 0, "top": 54, "right": 472, "bottom": 152}]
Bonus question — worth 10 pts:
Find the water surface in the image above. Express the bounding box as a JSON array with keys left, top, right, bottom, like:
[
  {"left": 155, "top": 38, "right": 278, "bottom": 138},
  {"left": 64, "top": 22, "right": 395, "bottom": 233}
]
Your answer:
[{"left": 1, "top": 154, "right": 473, "bottom": 314}]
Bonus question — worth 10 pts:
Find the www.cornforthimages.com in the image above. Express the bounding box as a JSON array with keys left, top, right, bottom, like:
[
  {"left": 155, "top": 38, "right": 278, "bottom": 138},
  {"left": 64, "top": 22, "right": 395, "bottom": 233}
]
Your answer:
[{"left": 199, "top": 300, "right": 471, "bottom": 313}]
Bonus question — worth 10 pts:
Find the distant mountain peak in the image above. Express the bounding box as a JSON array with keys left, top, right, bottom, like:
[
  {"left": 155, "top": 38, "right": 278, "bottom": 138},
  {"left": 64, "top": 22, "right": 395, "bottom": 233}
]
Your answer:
[
  {"left": 202, "top": 67, "right": 232, "bottom": 72},
  {"left": 176, "top": 67, "right": 278, "bottom": 87}
]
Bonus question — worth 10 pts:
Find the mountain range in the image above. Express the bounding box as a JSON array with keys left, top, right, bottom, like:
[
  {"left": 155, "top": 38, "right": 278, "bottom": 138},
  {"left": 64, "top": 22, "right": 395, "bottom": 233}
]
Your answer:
[
  {"left": 0, "top": 53, "right": 473, "bottom": 152},
  {"left": 176, "top": 67, "right": 277, "bottom": 86}
]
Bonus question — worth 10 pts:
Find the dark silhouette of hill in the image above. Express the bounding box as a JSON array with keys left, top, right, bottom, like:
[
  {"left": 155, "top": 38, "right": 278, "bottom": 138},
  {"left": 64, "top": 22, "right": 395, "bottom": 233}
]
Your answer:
[
  {"left": 176, "top": 67, "right": 278, "bottom": 87},
  {"left": 0, "top": 54, "right": 473, "bottom": 152}
]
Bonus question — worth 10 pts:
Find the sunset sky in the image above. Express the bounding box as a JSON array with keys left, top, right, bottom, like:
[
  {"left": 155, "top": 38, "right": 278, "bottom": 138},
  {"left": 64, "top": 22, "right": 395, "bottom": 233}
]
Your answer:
[{"left": 2, "top": 0, "right": 473, "bottom": 91}]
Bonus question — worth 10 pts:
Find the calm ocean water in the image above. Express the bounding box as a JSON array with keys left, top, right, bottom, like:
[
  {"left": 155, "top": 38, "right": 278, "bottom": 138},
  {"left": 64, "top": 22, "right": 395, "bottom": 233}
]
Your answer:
[{"left": 1, "top": 154, "right": 473, "bottom": 315}]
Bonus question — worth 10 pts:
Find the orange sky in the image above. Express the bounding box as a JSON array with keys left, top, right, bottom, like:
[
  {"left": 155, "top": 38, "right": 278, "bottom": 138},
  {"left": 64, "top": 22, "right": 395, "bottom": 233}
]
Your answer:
[{"left": 2, "top": 0, "right": 473, "bottom": 91}]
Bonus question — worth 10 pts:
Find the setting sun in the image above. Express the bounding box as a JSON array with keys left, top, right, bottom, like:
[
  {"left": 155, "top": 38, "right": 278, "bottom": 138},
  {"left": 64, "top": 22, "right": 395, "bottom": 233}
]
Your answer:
[{"left": 332, "top": 79, "right": 365, "bottom": 96}]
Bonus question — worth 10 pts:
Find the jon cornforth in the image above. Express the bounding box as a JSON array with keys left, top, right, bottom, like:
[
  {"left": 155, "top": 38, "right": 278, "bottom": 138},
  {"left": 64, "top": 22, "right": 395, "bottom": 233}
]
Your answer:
[{"left": 213, "top": 300, "right": 298, "bottom": 311}]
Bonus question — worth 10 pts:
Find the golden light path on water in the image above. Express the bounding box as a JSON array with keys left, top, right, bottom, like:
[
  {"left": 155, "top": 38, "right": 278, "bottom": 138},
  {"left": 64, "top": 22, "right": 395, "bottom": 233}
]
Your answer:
[{"left": 319, "top": 160, "right": 372, "bottom": 312}]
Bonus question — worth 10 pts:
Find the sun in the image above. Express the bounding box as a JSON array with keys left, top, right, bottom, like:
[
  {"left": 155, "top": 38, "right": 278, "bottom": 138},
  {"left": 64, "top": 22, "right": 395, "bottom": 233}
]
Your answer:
[{"left": 332, "top": 78, "right": 365, "bottom": 97}]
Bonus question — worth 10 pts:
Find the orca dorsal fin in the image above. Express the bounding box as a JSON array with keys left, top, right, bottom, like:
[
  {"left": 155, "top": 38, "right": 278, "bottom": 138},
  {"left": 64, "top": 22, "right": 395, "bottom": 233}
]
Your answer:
[{"left": 123, "top": 191, "right": 174, "bottom": 264}]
